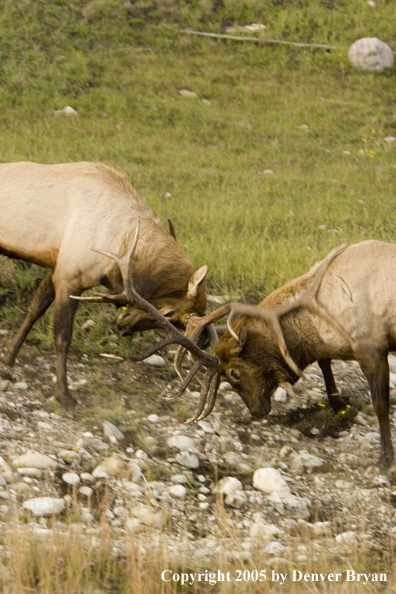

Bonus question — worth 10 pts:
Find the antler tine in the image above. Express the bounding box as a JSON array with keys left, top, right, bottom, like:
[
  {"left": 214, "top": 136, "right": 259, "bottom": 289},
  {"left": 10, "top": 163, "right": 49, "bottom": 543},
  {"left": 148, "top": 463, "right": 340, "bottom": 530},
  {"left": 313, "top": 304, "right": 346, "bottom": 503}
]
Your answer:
[
  {"left": 192, "top": 369, "right": 221, "bottom": 422},
  {"left": 184, "top": 367, "right": 219, "bottom": 424},
  {"left": 163, "top": 359, "right": 206, "bottom": 401},
  {"left": 174, "top": 306, "right": 233, "bottom": 379},
  {"left": 227, "top": 244, "right": 353, "bottom": 376}
]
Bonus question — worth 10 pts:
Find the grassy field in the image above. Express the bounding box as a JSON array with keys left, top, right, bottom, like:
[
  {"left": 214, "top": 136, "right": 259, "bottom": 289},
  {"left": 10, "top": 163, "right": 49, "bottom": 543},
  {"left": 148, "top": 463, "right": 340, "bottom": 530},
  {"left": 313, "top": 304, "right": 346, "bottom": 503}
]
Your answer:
[{"left": 0, "top": 1, "right": 396, "bottom": 591}]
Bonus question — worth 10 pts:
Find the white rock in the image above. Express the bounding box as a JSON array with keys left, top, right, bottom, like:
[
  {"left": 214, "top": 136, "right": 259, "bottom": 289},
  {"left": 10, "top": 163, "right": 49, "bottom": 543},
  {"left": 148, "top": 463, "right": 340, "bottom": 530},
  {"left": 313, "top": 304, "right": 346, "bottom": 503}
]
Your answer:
[
  {"left": 273, "top": 387, "right": 287, "bottom": 403},
  {"left": 335, "top": 531, "right": 358, "bottom": 546},
  {"left": 14, "top": 382, "right": 28, "bottom": 390},
  {"left": 37, "top": 422, "right": 53, "bottom": 432},
  {"left": 103, "top": 421, "right": 124, "bottom": 440},
  {"left": 219, "top": 381, "right": 233, "bottom": 392},
  {"left": 80, "top": 473, "right": 94, "bottom": 484},
  {"left": 263, "top": 169, "right": 275, "bottom": 175},
  {"left": 62, "top": 105, "right": 78, "bottom": 116},
  {"left": 167, "top": 435, "right": 196, "bottom": 451},
  {"left": 384, "top": 137, "right": 396, "bottom": 143},
  {"left": 197, "top": 420, "right": 214, "bottom": 434},
  {"left": 131, "top": 505, "right": 165, "bottom": 528},
  {"left": 17, "top": 468, "right": 42, "bottom": 479},
  {"left": 253, "top": 468, "right": 290, "bottom": 494},
  {"left": 13, "top": 452, "right": 57, "bottom": 470},
  {"left": 79, "top": 486, "right": 93, "bottom": 498},
  {"left": 0, "top": 380, "right": 10, "bottom": 392},
  {"left": 170, "top": 474, "right": 188, "bottom": 484},
  {"left": 62, "top": 472, "right": 80, "bottom": 486},
  {"left": 144, "top": 354, "right": 166, "bottom": 366},
  {"left": 57, "top": 449, "right": 80, "bottom": 464},
  {"left": 147, "top": 414, "right": 160, "bottom": 423},
  {"left": 175, "top": 451, "right": 199, "bottom": 469},
  {"left": 178, "top": 89, "right": 198, "bottom": 99},
  {"left": 250, "top": 522, "right": 281, "bottom": 540},
  {"left": 265, "top": 541, "right": 286, "bottom": 556},
  {"left": 81, "top": 319, "right": 95, "bottom": 331},
  {"left": 267, "top": 492, "right": 311, "bottom": 520},
  {"left": 348, "top": 38, "right": 394, "bottom": 72},
  {"left": 213, "top": 476, "right": 243, "bottom": 495},
  {"left": 81, "top": 511, "right": 94, "bottom": 523},
  {"left": 292, "top": 452, "right": 325, "bottom": 473},
  {"left": 92, "top": 465, "right": 110, "bottom": 479},
  {"left": 23, "top": 497, "right": 65, "bottom": 517},
  {"left": 225, "top": 490, "right": 248, "bottom": 508},
  {"left": 168, "top": 485, "right": 187, "bottom": 498},
  {"left": 199, "top": 502, "right": 210, "bottom": 511},
  {"left": 390, "top": 372, "right": 396, "bottom": 387}
]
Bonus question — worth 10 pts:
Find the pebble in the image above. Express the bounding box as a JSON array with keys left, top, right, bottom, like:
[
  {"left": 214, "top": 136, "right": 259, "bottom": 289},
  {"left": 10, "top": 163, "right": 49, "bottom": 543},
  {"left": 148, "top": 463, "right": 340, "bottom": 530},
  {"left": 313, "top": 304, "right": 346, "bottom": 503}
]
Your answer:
[
  {"left": 17, "top": 468, "right": 42, "bottom": 479},
  {"left": 175, "top": 451, "right": 199, "bottom": 469},
  {"left": 14, "top": 382, "right": 28, "bottom": 390},
  {"left": 144, "top": 355, "right": 166, "bottom": 366},
  {"left": 147, "top": 414, "right": 160, "bottom": 423},
  {"left": 170, "top": 474, "right": 188, "bottom": 484},
  {"left": 103, "top": 421, "right": 124, "bottom": 440},
  {"left": 13, "top": 452, "right": 57, "bottom": 470},
  {"left": 213, "top": 476, "right": 243, "bottom": 495},
  {"left": 80, "top": 473, "right": 94, "bottom": 484},
  {"left": 23, "top": 497, "right": 65, "bottom": 517},
  {"left": 167, "top": 435, "right": 196, "bottom": 451},
  {"left": 273, "top": 387, "right": 287, "bottom": 403},
  {"left": 168, "top": 485, "right": 187, "bottom": 498},
  {"left": 57, "top": 450, "right": 80, "bottom": 464},
  {"left": 62, "top": 472, "right": 80, "bottom": 486},
  {"left": 253, "top": 468, "right": 290, "bottom": 494},
  {"left": 79, "top": 486, "right": 93, "bottom": 498},
  {"left": 225, "top": 491, "right": 247, "bottom": 508}
]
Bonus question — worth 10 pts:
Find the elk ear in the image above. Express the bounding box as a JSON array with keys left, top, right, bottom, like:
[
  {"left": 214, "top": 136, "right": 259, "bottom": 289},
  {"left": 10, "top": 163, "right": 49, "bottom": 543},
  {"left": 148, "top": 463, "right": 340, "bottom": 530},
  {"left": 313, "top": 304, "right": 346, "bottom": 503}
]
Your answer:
[
  {"left": 187, "top": 265, "right": 208, "bottom": 298},
  {"left": 168, "top": 218, "right": 177, "bottom": 241}
]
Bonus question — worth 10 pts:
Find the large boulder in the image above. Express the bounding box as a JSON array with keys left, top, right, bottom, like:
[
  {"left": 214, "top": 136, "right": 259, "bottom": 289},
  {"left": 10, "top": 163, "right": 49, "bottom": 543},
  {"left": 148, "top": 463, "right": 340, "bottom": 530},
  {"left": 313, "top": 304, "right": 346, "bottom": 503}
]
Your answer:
[{"left": 348, "top": 38, "right": 394, "bottom": 72}]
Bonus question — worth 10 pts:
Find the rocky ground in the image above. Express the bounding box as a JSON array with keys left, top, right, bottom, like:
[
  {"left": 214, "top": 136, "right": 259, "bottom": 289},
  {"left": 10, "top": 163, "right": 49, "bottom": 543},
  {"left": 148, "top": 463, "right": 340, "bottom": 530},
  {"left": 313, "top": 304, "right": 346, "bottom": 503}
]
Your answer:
[{"left": 0, "top": 326, "right": 395, "bottom": 589}]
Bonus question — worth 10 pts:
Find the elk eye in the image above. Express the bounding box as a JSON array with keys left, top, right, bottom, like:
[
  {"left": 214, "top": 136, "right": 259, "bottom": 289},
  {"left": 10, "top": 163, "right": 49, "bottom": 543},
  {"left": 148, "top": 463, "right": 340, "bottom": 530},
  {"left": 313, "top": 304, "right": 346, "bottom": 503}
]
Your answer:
[
  {"left": 230, "top": 369, "right": 240, "bottom": 381},
  {"left": 164, "top": 311, "right": 175, "bottom": 318}
]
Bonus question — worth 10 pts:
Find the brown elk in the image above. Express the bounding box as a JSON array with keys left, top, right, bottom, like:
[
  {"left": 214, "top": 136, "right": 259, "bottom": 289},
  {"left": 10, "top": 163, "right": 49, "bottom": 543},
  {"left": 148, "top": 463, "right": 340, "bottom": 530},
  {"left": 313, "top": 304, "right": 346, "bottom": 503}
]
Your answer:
[
  {"left": 0, "top": 161, "right": 215, "bottom": 408},
  {"left": 164, "top": 241, "right": 396, "bottom": 466}
]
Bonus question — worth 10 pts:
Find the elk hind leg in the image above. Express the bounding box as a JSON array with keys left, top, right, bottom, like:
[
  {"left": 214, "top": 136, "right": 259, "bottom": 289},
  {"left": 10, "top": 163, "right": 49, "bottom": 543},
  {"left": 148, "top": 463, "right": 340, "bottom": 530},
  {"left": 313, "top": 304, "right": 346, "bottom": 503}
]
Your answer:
[
  {"left": 2, "top": 273, "right": 55, "bottom": 366},
  {"left": 358, "top": 351, "right": 394, "bottom": 466},
  {"left": 318, "top": 358, "right": 348, "bottom": 413}
]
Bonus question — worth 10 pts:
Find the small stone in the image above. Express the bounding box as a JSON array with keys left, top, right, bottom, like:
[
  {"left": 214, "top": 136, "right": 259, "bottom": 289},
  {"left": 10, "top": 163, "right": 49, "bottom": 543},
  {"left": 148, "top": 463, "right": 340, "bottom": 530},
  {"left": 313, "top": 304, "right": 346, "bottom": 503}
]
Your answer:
[
  {"left": 197, "top": 420, "right": 214, "bottom": 434},
  {"left": 175, "top": 451, "right": 199, "bottom": 469},
  {"left": 147, "top": 414, "right": 160, "bottom": 423},
  {"left": 170, "top": 474, "right": 188, "bottom": 484},
  {"left": 219, "top": 381, "right": 233, "bottom": 392},
  {"left": 62, "top": 473, "right": 80, "bottom": 486},
  {"left": 14, "top": 382, "right": 28, "bottom": 391},
  {"left": 250, "top": 522, "right": 281, "bottom": 540},
  {"left": 168, "top": 485, "right": 187, "bottom": 498},
  {"left": 57, "top": 450, "right": 80, "bottom": 464},
  {"left": 80, "top": 473, "right": 94, "bottom": 484},
  {"left": 62, "top": 106, "right": 78, "bottom": 116},
  {"left": 178, "top": 89, "right": 198, "bottom": 99},
  {"left": 23, "top": 497, "right": 65, "bottom": 517},
  {"left": 79, "top": 486, "right": 93, "bottom": 498},
  {"left": 81, "top": 319, "right": 95, "bottom": 331},
  {"left": 199, "top": 502, "right": 210, "bottom": 511},
  {"left": 103, "top": 421, "right": 124, "bottom": 440},
  {"left": 273, "top": 387, "right": 287, "bottom": 403},
  {"left": 13, "top": 452, "right": 57, "bottom": 470},
  {"left": 253, "top": 468, "right": 290, "bottom": 494},
  {"left": 81, "top": 511, "right": 94, "bottom": 523},
  {"left": 225, "top": 490, "right": 247, "bottom": 508},
  {"left": 384, "top": 137, "right": 396, "bottom": 143},
  {"left": 292, "top": 452, "right": 325, "bottom": 473},
  {"left": 296, "top": 125, "right": 309, "bottom": 130},
  {"left": 144, "top": 354, "right": 166, "bottom": 366},
  {"left": 263, "top": 169, "right": 275, "bottom": 175},
  {"left": 131, "top": 505, "right": 165, "bottom": 528},
  {"left": 17, "top": 468, "right": 42, "bottom": 479},
  {"left": 0, "top": 380, "right": 10, "bottom": 392},
  {"left": 167, "top": 435, "right": 196, "bottom": 451},
  {"left": 37, "top": 422, "right": 53, "bottom": 432},
  {"left": 213, "top": 476, "right": 243, "bottom": 495}
]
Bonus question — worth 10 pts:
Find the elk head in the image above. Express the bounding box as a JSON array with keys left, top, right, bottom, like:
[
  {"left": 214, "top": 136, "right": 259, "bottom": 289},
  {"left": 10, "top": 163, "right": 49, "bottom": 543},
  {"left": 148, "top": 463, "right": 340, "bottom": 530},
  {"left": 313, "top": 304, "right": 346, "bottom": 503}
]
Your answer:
[
  {"left": 172, "top": 244, "right": 356, "bottom": 422},
  {"left": 116, "top": 219, "right": 208, "bottom": 335}
]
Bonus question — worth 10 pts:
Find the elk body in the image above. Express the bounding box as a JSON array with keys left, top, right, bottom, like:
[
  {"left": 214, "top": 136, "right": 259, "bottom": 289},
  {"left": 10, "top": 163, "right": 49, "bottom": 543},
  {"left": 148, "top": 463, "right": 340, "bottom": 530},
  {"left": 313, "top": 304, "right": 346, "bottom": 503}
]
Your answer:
[
  {"left": 214, "top": 241, "right": 396, "bottom": 465},
  {"left": 0, "top": 161, "right": 209, "bottom": 407}
]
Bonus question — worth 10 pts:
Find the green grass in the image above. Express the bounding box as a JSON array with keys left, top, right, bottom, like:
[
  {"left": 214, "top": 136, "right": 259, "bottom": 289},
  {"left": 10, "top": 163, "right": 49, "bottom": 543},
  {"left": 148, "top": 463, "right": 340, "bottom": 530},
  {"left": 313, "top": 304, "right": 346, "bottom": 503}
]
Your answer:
[{"left": 1, "top": 0, "right": 396, "bottom": 305}]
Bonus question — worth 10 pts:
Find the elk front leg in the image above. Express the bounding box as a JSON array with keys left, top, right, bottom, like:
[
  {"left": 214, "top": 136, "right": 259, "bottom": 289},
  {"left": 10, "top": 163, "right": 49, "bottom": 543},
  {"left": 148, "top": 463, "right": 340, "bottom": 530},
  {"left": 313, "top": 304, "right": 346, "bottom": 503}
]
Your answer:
[
  {"left": 2, "top": 273, "right": 55, "bottom": 366},
  {"left": 358, "top": 351, "right": 394, "bottom": 466},
  {"left": 53, "top": 287, "right": 80, "bottom": 409},
  {"left": 318, "top": 358, "right": 348, "bottom": 413}
]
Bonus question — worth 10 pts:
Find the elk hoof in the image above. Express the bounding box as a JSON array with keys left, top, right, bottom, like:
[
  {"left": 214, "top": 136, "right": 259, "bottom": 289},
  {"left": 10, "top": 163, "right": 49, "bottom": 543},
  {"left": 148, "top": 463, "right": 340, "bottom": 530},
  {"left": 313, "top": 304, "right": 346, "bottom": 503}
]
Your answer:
[
  {"left": 328, "top": 390, "right": 349, "bottom": 413},
  {"left": 378, "top": 451, "right": 394, "bottom": 469},
  {"left": 1, "top": 350, "right": 17, "bottom": 367},
  {"left": 56, "top": 389, "right": 78, "bottom": 409}
]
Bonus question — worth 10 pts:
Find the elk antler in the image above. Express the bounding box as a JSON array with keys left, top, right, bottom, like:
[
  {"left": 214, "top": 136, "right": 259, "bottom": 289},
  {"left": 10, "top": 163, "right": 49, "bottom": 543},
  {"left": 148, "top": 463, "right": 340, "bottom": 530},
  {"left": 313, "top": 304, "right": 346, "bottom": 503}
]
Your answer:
[
  {"left": 226, "top": 244, "right": 356, "bottom": 376},
  {"left": 172, "top": 243, "right": 355, "bottom": 421}
]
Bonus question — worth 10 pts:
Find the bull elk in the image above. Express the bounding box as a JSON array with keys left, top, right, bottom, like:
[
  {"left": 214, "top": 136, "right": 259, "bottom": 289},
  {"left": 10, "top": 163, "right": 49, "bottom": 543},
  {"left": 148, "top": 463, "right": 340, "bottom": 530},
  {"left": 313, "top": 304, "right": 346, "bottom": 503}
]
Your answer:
[
  {"left": 160, "top": 241, "right": 396, "bottom": 466},
  {"left": 0, "top": 161, "right": 215, "bottom": 408}
]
